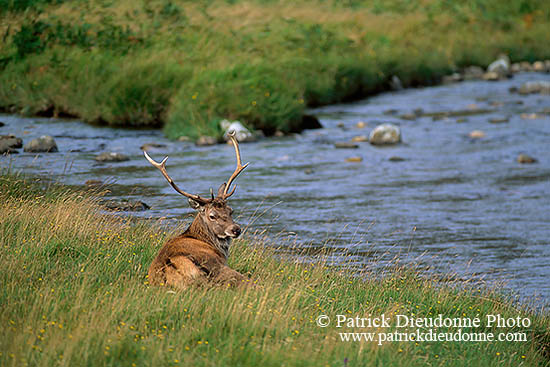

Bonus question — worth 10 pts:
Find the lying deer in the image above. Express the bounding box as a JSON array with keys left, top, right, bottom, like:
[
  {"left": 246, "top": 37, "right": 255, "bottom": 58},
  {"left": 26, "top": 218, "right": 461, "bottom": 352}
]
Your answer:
[{"left": 145, "top": 132, "right": 250, "bottom": 288}]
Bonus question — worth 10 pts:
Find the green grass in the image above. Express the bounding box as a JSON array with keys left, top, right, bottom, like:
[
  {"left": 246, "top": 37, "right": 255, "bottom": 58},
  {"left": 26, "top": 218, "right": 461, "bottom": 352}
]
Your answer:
[
  {"left": 0, "top": 0, "right": 549, "bottom": 140},
  {"left": 1, "top": 173, "right": 550, "bottom": 366}
]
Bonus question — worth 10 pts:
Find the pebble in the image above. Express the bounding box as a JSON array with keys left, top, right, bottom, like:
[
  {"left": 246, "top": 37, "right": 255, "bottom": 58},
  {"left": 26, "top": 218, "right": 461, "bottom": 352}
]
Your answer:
[
  {"left": 517, "top": 154, "right": 537, "bottom": 164},
  {"left": 489, "top": 117, "right": 509, "bottom": 124},
  {"left": 469, "top": 130, "right": 485, "bottom": 139},
  {"left": 351, "top": 135, "right": 369, "bottom": 143},
  {"left": 334, "top": 142, "right": 359, "bottom": 149},
  {"left": 388, "top": 156, "right": 405, "bottom": 162}
]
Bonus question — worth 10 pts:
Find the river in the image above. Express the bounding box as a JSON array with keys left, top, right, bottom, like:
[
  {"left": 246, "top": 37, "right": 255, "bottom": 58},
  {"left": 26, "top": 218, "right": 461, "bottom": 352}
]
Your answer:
[{"left": 2, "top": 72, "right": 549, "bottom": 304}]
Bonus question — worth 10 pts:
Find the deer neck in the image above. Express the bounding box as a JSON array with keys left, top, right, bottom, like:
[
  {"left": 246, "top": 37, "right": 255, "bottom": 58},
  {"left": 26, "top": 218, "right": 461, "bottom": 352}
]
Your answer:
[{"left": 184, "top": 214, "right": 230, "bottom": 259}]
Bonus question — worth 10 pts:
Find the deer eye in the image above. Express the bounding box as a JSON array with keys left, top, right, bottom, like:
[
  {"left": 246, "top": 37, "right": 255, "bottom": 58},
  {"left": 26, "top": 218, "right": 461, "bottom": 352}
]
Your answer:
[{"left": 209, "top": 213, "right": 216, "bottom": 220}]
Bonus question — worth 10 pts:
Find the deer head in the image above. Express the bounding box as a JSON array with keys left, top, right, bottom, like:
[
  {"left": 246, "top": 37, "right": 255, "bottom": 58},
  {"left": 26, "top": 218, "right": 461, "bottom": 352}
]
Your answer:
[{"left": 144, "top": 132, "right": 249, "bottom": 242}]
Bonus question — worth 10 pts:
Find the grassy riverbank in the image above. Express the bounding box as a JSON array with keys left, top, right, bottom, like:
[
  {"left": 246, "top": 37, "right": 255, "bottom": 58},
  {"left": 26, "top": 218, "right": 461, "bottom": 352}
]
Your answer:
[
  {"left": 0, "top": 0, "right": 549, "bottom": 140},
  {"left": 1, "top": 173, "right": 550, "bottom": 366}
]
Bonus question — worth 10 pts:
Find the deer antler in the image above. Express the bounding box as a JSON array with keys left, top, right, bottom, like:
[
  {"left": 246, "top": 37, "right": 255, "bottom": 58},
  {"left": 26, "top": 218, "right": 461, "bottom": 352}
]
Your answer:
[
  {"left": 221, "top": 131, "right": 249, "bottom": 199},
  {"left": 143, "top": 151, "right": 212, "bottom": 204}
]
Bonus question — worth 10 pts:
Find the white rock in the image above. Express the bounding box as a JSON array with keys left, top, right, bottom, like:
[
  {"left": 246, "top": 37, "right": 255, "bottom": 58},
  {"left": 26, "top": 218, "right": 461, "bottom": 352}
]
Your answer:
[
  {"left": 24, "top": 135, "right": 58, "bottom": 153},
  {"left": 487, "top": 55, "right": 510, "bottom": 76},
  {"left": 369, "top": 124, "right": 401, "bottom": 145},
  {"left": 220, "top": 120, "right": 255, "bottom": 142}
]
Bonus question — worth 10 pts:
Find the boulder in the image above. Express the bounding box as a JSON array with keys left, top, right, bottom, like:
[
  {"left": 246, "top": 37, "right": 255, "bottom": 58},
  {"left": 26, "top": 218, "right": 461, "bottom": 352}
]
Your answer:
[
  {"left": 487, "top": 55, "right": 511, "bottom": 78},
  {"left": 0, "top": 121, "right": 5, "bottom": 127},
  {"left": 301, "top": 114, "right": 323, "bottom": 130},
  {"left": 369, "top": 124, "right": 401, "bottom": 145},
  {"left": 518, "top": 81, "right": 550, "bottom": 95},
  {"left": 463, "top": 66, "right": 484, "bottom": 80},
  {"left": 482, "top": 71, "right": 501, "bottom": 81},
  {"left": 95, "top": 152, "right": 129, "bottom": 162},
  {"left": 389, "top": 75, "right": 403, "bottom": 90},
  {"left": 355, "top": 121, "right": 367, "bottom": 129},
  {"left": 517, "top": 154, "right": 537, "bottom": 164},
  {"left": 220, "top": 120, "right": 255, "bottom": 142},
  {"left": 23, "top": 135, "right": 58, "bottom": 153},
  {"left": 533, "top": 61, "right": 546, "bottom": 72},
  {"left": 0, "top": 134, "right": 23, "bottom": 154},
  {"left": 519, "top": 61, "right": 533, "bottom": 72},
  {"left": 511, "top": 63, "right": 521, "bottom": 73}
]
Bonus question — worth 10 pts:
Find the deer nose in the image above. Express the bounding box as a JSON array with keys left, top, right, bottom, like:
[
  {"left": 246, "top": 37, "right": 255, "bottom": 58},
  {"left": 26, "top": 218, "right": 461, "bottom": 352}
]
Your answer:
[{"left": 231, "top": 226, "right": 241, "bottom": 238}]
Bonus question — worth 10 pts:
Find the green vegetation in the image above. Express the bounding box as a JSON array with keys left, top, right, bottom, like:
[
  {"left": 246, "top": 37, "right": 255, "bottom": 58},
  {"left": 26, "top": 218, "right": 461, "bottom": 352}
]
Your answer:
[
  {"left": 0, "top": 0, "right": 549, "bottom": 139},
  {"left": 1, "top": 173, "right": 550, "bottom": 366}
]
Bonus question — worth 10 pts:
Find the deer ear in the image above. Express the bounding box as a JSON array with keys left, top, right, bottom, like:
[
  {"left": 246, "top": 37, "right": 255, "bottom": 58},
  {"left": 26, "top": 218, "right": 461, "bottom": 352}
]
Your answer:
[
  {"left": 217, "top": 183, "right": 226, "bottom": 198},
  {"left": 188, "top": 198, "right": 203, "bottom": 211}
]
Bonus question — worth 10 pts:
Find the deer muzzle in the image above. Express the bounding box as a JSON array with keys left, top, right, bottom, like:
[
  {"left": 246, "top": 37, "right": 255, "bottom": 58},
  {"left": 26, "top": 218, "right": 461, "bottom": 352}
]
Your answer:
[{"left": 225, "top": 224, "right": 242, "bottom": 238}]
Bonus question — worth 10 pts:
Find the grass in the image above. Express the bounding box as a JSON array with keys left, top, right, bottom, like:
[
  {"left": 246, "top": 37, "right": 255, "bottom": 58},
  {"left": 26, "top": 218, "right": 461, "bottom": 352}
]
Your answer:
[
  {"left": 0, "top": 0, "right": 549, "bottom": 140},
  {"left": 1, "top": 173, "right": 550, "bottom": 366}
]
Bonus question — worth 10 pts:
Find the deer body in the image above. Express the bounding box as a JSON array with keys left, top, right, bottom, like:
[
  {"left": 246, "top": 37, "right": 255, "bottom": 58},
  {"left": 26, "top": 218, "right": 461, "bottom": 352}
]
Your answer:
[
  {"left": 145, "top": 132, "right": 249, "bottom": 288},
  {"left": 148, "top": 198, "right": 246, "bottom": 287}
]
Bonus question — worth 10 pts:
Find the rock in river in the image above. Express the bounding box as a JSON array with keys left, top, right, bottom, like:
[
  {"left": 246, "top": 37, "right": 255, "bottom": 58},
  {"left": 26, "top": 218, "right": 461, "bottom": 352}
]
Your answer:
[
  {"left": 518, "top": 81, "right": 550, "bottom": 95},
  {"left": 196, "top": 136, "right": 217, "bottom": 146},
  {"left": 517, "top": 154, "right": 537, "bottom": 164},
  {"left": 351, "top": 135, "right": 369, "bottom": 143},
  {"left": 140, "top": 143, "right": 167, "bottom": 151},
  {"left": 24, "top": 135, "right": 58, "bottom": 153},
  {"left": 334, "top": 142, "right": 359, "bottom": 149},
  {"left": 487, "top": 55, "right": 511, "bottom": 78},
  {"left": 103, "top": 199, "right": 150, "bottom": 212},
  {"left": 389, "top": 156, "right": 406, "bottom": 162},
  {"left": 95, "top": 152, "right": 129, "bottom": 162},
  {"left": 1, "top": 134, "right": 23, "bottom": 154},
  {"left": 220, "top": 120, "right": 256, "bottom": 142},
  {"left": 489, "top": 117, "right": 509, "bottom": 124},
  {"left": 469, "top": 130, "right": 486, "bottom": 139},
  {"left": 369, "top": 124, "right": 401, "bottom": 145}
]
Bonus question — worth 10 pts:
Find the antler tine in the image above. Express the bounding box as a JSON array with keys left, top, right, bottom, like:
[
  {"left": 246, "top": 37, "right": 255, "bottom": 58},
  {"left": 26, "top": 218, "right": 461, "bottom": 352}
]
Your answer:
[
  {"left": 222, "top": 131, "right": 249, "bottom": 199},
  {"left": 143, "top": 151, "right": 210, "bottom": 203}
]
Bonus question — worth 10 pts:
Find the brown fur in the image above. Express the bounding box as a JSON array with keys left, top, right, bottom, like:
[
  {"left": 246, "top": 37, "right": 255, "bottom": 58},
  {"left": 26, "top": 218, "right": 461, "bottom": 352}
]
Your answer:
[{"left": 148, "top": 198, "right": 247, "bottom": 288}]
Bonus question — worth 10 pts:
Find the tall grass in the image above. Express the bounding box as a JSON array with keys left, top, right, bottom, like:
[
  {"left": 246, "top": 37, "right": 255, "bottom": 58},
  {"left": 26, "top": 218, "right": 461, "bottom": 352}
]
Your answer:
[
  {"left": 1, "top": 174, "right": 549, "bottom": 366},
  {"left": 0, "top": 0, "right": 549, "bottom": 139}
]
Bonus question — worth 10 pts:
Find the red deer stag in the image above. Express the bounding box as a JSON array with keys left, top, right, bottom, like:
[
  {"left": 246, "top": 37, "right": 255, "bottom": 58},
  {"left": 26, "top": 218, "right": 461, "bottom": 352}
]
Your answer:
[{"left": 145, "top": 132, "right": 249, "bottom": 288}]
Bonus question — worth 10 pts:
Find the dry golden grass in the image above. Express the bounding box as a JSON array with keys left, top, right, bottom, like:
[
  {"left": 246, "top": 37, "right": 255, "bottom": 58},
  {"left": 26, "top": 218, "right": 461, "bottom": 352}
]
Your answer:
[{"left": 1, "top": 175, "right": 550, "bottom": 366}]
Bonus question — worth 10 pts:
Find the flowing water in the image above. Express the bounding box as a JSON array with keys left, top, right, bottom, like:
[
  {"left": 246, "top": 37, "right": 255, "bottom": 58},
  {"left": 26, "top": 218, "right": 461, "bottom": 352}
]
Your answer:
[{"left": 2, "top": 73, "right": 549, "bottom": 304}]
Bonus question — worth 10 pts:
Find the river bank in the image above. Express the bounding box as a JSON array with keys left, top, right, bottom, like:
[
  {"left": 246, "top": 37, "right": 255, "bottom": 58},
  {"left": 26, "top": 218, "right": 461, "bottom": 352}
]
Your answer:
[
  {"left": 1, "top": 173, "right": 549, "bottom": 366},
  {"left": 1, "top": 0, "right": 550, "bottom": 141}
]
